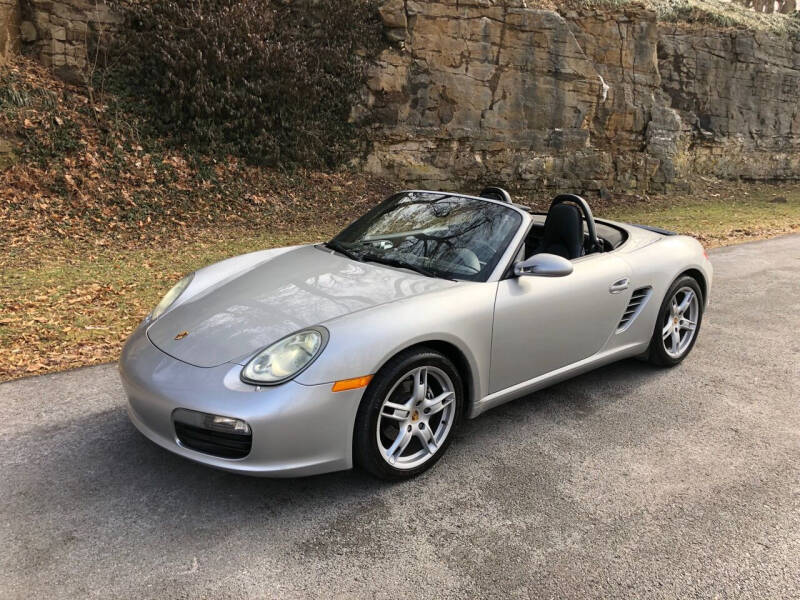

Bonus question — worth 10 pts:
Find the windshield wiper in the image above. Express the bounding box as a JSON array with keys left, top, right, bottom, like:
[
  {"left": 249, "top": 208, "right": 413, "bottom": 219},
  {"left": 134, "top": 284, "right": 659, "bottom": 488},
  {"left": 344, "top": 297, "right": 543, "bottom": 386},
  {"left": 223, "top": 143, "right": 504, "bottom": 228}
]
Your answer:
[
  {"left": 361, "top": 254, "right": 456, "bottom": 281},
  {"left": 325, "top": 240, "right": 362, "bottom": 262}
]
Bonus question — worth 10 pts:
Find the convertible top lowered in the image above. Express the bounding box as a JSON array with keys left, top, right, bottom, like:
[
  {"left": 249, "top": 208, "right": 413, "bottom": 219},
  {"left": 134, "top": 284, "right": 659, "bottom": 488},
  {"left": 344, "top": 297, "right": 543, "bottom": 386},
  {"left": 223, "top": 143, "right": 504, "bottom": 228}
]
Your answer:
[{"left": 121, "top": 188, "right": 712, "bottom": 479}]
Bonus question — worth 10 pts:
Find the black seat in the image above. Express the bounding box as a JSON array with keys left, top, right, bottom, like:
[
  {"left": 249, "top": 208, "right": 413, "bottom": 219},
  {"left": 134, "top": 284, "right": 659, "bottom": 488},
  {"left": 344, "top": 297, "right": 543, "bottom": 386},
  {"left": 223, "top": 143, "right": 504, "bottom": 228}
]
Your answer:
[{"left": 538, "top": 203, "right": 583, "bottom": 260}]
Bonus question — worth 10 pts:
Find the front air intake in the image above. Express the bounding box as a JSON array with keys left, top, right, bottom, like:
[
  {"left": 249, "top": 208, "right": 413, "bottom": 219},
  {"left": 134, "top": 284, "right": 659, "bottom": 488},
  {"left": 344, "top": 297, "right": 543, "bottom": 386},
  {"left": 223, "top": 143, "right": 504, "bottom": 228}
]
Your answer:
[
  {"left": 175, "top": 422, "right": 252, "bottom": 459},
  {"left": 173, "top": 409, "right": 252, "bottom": 459},
  {"left": 616, "top": 287, "right": 652, "bottom": 333}
]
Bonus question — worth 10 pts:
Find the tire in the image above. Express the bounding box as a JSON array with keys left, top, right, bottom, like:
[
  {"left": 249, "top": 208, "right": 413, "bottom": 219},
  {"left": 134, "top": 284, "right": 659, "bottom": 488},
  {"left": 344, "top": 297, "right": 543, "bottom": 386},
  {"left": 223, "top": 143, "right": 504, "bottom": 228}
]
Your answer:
[
  {"left": 647, "top": 275, "right": 704, "bottom": 367},
  {"left": 353, "top": 347, "right": 464, "bottom": 480}
]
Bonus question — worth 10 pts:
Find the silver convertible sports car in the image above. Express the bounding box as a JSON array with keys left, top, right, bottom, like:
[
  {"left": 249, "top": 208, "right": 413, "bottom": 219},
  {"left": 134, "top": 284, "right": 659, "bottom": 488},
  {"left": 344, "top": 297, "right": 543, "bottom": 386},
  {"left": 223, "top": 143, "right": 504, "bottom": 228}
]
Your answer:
[{"left": 120, "top": 188, "right": 712, "bottom": 480}]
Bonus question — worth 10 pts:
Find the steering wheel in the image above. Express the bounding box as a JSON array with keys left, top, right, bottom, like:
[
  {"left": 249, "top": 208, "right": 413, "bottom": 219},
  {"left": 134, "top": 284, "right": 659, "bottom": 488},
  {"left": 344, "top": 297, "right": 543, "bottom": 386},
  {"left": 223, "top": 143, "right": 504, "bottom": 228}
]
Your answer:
[
  {"left": 439, "top": 247, "right": 481, "bottom": 274},
  {"left": 549, "top": 194, "right": 602, "bottom": 254}
]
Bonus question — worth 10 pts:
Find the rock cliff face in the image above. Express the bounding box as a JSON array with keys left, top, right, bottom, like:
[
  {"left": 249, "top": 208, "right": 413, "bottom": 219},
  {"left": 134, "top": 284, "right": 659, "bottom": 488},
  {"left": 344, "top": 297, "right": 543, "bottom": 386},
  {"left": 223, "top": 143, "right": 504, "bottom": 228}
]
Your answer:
[
  {"left": 26, "top": 0, "right": 120, "bottom": 83},
  {"left": 0, "top": 0, "right": 119, "bottom": 82},
  {"left": 2, "top": 0, "right": 799, "bottom": 191},
  {"left": 658, "top": 26, "right": 800, "bottom": 183},
  {"left": 0, "top": 0, "right": 20, "bottom": 67},
  {"left": 360, "top": 0, "right": 800, "bottom": 193}
]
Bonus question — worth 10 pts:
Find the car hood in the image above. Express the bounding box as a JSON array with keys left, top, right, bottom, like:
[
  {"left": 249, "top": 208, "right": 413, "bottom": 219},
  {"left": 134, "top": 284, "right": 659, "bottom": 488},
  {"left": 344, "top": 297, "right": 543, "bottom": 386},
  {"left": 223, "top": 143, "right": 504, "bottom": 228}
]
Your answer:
[{"left": 147, "top": 245, "right": 456, "bottom": 368}]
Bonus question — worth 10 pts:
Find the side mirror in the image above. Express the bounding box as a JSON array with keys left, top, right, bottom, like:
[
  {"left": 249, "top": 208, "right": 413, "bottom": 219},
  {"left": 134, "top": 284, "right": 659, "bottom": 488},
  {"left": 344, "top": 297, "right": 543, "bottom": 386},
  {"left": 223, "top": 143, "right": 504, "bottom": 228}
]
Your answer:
[{"left": 514, "top": 253, "right": 574, "bottom": 278}]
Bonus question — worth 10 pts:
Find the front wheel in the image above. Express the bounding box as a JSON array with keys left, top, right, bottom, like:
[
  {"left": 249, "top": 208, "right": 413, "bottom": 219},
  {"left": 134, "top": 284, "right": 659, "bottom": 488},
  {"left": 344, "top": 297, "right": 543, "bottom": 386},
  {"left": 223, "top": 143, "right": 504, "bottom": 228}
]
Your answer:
[
  {"left": 647, "top": 275, "right": 704, "bottom": 367},
  {"left": 353, "top": 348, "right": 464, "bottom": 480}
]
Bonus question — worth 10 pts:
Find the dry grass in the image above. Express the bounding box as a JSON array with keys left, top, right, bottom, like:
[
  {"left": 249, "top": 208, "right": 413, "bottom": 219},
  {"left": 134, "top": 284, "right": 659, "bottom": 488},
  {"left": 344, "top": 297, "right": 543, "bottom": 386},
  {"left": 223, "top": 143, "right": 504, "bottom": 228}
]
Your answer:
[
  {"left": 0, "top": 58, "right": 392, "bottom": 252},
  {"left": 1, "top": 57, "right": 395, "bottom": 381},
  {"left": 538, "top": 0, "right": 800, "bottom": 33},
  {"left": 603, "top": 184, "right": 800, "bottom": 247},
  {"left": 649, "top": 0, "right": 800, "bottom": 33},
  {"left": 2, "top": 55, "right": 800, "bottom": 383},
  {"left": 0, "top": 227, "right": 340, "bottom": 380},
  {"left": 3, "top": 182, "right": 798, "bottom": 382}
]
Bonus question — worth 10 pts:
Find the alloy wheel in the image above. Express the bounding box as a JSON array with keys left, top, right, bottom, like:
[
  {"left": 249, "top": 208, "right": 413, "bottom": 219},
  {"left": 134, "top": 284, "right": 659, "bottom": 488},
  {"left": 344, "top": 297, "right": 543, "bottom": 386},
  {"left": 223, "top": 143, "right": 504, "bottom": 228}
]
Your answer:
[
  {"left": 376, "top": 366, "right": 456, "bottom": 470},
  {"left": 662, "top": 286, "right": 700, "bottom": 358}
]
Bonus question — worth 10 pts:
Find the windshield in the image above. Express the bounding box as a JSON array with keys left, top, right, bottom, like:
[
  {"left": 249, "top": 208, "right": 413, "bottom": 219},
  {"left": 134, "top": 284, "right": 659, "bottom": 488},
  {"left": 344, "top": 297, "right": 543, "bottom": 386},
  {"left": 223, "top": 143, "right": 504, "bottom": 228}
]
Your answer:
[{"left": 329, "top": 192, "right": 523, "bottom": 282}]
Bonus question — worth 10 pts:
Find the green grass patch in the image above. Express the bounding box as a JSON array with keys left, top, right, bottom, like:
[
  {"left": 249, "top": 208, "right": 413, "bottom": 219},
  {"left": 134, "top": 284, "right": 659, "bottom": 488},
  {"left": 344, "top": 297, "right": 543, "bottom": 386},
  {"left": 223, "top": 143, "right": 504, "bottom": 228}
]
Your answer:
[{"left": 603, "top": 187, "right": 800, "bottom": 246}]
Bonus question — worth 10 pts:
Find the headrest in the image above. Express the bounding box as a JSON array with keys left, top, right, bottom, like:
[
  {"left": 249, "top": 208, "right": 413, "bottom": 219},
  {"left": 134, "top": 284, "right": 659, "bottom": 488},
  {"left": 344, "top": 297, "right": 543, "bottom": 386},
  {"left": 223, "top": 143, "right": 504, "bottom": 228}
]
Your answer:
[
  {"left": 545, "top": 203, "right": 582, "bottom": 235},
  {"left": 541, "top": 203, "right": 583, "bottom": 259}
]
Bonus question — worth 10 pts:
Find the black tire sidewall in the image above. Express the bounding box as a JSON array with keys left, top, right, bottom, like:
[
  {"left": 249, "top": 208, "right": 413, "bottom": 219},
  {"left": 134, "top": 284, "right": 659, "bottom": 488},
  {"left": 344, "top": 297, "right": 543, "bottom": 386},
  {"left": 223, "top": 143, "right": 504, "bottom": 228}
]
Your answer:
[
  {"left": 353, "top": 348, "right": 464, "bottom": 480},
  {"left": 649, "top": 275, "right": 704, "bottom": 367}
]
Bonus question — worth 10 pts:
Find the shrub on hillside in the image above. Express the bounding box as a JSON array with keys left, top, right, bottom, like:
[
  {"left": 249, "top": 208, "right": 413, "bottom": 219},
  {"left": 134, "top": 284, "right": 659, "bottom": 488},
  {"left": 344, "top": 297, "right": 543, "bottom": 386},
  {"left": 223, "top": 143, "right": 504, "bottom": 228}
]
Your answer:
[{"left": 112, "top": 0, "right": 383, "bottom": 168}]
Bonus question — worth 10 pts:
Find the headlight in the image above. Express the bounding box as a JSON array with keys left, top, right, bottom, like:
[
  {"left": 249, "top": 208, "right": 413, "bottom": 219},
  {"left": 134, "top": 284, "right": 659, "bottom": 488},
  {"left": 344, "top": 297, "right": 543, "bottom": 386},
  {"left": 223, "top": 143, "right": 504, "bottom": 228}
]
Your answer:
[
  {"left": 149, "top": 273, "right": 193, "bottom": 321},
  {"left": 241, "top": 328, "right": 327, "bottom": 385}
]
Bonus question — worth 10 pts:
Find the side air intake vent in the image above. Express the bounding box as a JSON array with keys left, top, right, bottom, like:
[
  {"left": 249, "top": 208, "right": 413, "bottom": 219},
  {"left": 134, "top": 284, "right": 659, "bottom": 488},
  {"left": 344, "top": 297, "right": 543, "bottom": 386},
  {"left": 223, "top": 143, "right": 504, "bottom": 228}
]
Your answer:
[{"left": 617, "top": 287, "right": 652, "bottom": 333}]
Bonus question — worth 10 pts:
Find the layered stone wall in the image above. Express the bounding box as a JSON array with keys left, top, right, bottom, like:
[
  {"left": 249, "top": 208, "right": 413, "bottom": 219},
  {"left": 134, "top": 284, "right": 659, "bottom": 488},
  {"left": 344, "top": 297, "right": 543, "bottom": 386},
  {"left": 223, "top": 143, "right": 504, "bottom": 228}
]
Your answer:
[
  {"left": 0, "top": 0, "right": 119, "bottom": 81},
  {"left": 360, "top": 0, "right": 800, "bottom": 193},
  {"left": 2, "top": 0, "right": 799, "bottom": 192},
  {"left": 658, "top": 26, "right": 800, "bottom": 182},
  {"left": 25, "top": 0, "right": 121, "bottom": 82},
  {"left": 360, "top": 1, "right": 618, "bottom": 192}
]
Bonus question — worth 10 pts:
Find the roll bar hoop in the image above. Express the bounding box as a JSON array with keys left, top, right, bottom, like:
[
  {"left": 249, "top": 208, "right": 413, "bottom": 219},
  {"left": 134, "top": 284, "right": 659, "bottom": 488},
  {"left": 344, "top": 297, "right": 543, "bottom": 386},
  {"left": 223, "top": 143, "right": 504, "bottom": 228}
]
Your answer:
[{"left": 550, "top": 194, "right": 602, "bottom": 253}]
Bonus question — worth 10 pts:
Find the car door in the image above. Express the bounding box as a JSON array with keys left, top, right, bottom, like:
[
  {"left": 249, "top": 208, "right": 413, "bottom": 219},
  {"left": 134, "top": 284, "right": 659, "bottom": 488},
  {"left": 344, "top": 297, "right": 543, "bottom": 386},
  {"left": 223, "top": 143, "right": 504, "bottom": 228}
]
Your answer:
[{"left": 489, "top": 253, "right": 632, "bottom": 394}]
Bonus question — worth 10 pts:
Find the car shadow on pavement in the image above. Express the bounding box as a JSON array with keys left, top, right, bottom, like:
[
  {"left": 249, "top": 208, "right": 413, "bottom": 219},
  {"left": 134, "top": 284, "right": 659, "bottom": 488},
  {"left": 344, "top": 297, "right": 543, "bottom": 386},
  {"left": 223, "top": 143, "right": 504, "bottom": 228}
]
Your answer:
[
  {"left": 452, "top": 357, "right": 660, "bottom": 457},
  {"left": 5, "top": 358, "right": 660, "bottom": 561}
]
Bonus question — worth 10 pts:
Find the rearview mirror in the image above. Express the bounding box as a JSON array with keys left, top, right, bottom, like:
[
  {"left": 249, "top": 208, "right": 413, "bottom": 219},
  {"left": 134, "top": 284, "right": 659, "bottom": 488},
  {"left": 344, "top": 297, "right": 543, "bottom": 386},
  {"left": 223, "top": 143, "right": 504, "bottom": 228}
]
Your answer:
[{"left": 514, "top": 254, "right": 573, "bottom": 278}]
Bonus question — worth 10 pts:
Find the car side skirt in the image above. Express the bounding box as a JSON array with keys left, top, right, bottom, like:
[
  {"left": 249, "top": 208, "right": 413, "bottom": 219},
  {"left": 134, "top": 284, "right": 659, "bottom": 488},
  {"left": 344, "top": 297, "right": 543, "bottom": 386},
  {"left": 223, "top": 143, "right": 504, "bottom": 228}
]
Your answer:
[{"left": 470, "top": 341, "right": 648, "bottom": 418}]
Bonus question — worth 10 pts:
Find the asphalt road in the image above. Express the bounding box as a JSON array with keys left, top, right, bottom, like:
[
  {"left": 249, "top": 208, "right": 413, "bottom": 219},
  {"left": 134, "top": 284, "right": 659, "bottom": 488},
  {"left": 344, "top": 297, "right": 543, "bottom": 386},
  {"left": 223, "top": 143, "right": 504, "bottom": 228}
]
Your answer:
[{"left": 1, "top": 235, "right": 799, "bottom": 599}]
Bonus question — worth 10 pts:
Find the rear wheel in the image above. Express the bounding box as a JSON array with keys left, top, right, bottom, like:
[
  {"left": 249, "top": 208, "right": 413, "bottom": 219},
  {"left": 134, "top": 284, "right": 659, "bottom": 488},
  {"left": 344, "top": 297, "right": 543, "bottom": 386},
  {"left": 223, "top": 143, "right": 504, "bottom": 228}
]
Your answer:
[
  {"left": 354, "top": 348, "right": 463, "bottom": 480},
  {"left": 647, "top": 276, "right": 704, "bottom": 367}
]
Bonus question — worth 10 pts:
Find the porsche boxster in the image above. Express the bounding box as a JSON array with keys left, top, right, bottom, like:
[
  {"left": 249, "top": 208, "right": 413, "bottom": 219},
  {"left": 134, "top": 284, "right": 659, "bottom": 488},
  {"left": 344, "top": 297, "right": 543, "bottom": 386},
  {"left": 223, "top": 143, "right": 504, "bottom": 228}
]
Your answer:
[{"left": 120, "top": 188, "right": 712, "bottom": 479}]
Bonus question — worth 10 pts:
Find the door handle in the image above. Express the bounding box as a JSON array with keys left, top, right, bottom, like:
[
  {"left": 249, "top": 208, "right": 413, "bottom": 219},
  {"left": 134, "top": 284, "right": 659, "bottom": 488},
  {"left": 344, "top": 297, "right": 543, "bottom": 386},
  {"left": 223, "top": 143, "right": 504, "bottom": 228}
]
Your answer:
[{"left": 609, "top": 278, "right": 630, "bottom": 294}]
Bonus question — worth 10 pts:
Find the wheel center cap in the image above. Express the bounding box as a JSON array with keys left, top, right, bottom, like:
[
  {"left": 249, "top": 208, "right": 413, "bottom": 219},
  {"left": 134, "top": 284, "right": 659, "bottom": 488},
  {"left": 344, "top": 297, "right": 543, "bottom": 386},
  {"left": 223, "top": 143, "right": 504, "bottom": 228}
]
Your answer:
[
  {"left": 411, "top": 410, "right": 420, "bottom": 422},
  {"left": 674, "top": 317, "right": 679, "bottom": 325}
]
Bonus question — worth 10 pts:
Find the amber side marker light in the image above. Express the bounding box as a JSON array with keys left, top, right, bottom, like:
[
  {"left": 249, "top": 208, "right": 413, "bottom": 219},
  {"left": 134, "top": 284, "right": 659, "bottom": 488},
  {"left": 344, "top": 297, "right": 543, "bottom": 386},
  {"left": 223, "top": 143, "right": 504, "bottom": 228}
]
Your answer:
[{"left": 332, "top": 375, "right": 373, "bottom": 392}]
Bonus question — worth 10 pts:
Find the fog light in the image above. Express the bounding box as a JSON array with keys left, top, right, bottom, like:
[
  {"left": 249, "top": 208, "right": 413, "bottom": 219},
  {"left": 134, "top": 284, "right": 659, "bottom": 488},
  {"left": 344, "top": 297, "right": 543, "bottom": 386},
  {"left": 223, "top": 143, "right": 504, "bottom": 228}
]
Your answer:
[
  {"left": 204, "top": 414, "right": 251, "bottom": 435},
  {"left": 173, "top": 408, "right": 251, "bottom": 436}
]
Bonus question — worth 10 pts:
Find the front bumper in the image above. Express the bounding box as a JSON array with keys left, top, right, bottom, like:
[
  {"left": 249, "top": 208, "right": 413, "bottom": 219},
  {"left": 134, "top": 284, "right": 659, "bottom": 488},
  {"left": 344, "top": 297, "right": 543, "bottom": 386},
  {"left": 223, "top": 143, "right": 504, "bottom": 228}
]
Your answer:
[{"left": 119, "top": 324, "right": 365, "bottom": 477}]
